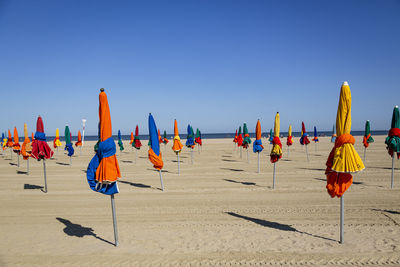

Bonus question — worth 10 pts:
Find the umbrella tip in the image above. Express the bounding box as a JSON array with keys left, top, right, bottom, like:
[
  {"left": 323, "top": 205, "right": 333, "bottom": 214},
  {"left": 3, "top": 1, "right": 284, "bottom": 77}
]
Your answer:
[
  {"left": 396, "top": 105, "right": 399, "bottom": 108},
  {"left": 100, "top": 88, "right": 104, "bottom": 92},
  {"left": 343, "top": 81, "right": 349, "bottom": 86}
]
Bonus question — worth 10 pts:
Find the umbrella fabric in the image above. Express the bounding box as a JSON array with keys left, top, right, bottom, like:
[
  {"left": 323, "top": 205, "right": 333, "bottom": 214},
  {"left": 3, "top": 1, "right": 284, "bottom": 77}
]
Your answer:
[
  {"left": 233, "top": 130, "right": 238, "bottom": 144},
  {"left": 130, "top": 132, "right": 134, "bottom": 145},
  {"left": 158, "top": 129, "right": 163, "bottom": 144},
  {"left": 163, "top": 130, "right": 169, "bottom": 144},
  {"left": 186, "top": 124, "right": 195, "bottom": 148},
  {"left": 287, "top": 125, "right": 293, "bottom": 146},
  {"left": 299, "top": 122, "right": 310, "bottom": 145},
  {"left": 133, "top": 125, "right": 142, "bottom": 149},
  {"left": 75, "top": 130, "right": 82, "bottom": 147},
  {"left": 2, "top": 132, "right": 6, "bottom": 150},
  {"left": 253, "top": 119, "right": 264, "bottom": 153},
  {"left": 21, "top": 123, "right": 32, "bottom": 160},
  {"left": 64, "top": 126, "right": 74, "bottom": 157},
  {"left": 148, "top": 114, "right": 163, "bottom": 170},
  {"left": 86, "top": 89, "right": 121, "bottom": 195},
  {"left": 13, "top": 127, "right": 21, "bottom": 154},
  {"left": 325, "top": 82, "right": 365, "bottom": 198},
  {"left": 172, "top": 119, "right": 183, "bottom": 153},
  {"left": 117, "top": 130, "right": 124, "bottom": 151},
  {"left": 53, "top": 128, "right": 62, "bottom": 148},
  {"left": 362, "top": 120, "right": 374, "bottom": 148},
  {"left": 385, "top": 106, "right": 400, "bottom": 159},
  {"left": 269, "top": 129, "right": 273, "bottom": 144},
  {"left": 7, "top": 129, "right": 13, "bottom": 147},
  {"left": 331, "top": 125, "right": 337, "bottom": 143},
  {"left": 242, "top": 123, "right": 251, "bottom": 148},
  {"left": 199, "top": 130, "right": 202, "bottom": 145},
  {"left": 31, "top": 116, "right": 54, "bottom": 160},
  {"left": 270, "top": 113, "right": 283, "bottom": 163},
  {"left": 312, "top": 126, "right": 319, "bottom": 142},
  {"left": 195, "top": 128, "right": 202, "bottom": 146},
  {"left": 237, "top": 126, "right": 243, "bottom": 147}
]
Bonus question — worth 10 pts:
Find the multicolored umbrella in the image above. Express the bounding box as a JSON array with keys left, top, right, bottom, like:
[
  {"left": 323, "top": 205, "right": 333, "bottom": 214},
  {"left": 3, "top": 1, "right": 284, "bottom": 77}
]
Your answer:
[
  {"left": 12, "top": 127, "right": 21, "bottom": 166},
  {"left": 331, "top": 124, "right": 337, "bottom": 143},
  {"left": 186, "top": 124, "right": 195, "bottom": 148},
  {"left": 21, "top": 123, "right": 32, "bottom": 174},
  {"left": 130, "top": 131, "right": 134, "bottom": 145},
  {"left": 2, "top": 132, "right": 6, "bottom": 151},
  {"left": 270, "top": 113, "right": 282, "bottom": 188},
  {"left": 148, "top": 113, "right": 164, "bottom": 191},
  {"left": 312, "top": 126, "right": 319, "bottom": 142},
  {"left": 117, "top": 130, "right": 124, "bottom": 152},
  {"left": 53, "top": 128, "right": 62, "bottom": 148},
  {"left": 7, "top": 129, "right": 13, "bottom": 149},
  {"left": 286, "top": 125, "right": 293, "bottom": 158},
  {"left": 158, "top": 129, "right": 163, "bottom": 144},
  {"left": 75, "top": 130, "right": 82, "bottom": 147},
  {"left": 300, "top": 122, "right": 310, "bottom": 161},
  {"left": 253, "top": 119, "right": 264, "bottom": 173},
  {"left": 237, "top": 126, "right": 243, "bottom": 147},
  {"left": 86, "top": 88, "right": 121, "bottom": 246},
  {"left": 195, "top": 128, "right": 202, "bottom": 146},
  {"left": 172, "top": 119, "right": 183, "bottom": 174},
  {"left": 269, "top": 129, "right": 273, "bottom": 144},
  {"left": 65, "top": 125, "right": 74, "bottom": 159},
  {"left": 233, "top": 129, "right": 238, "bottom": 151},
  {"left": 31, "top": 116, "right": 54, "bottom": 192},
  {"left": 362, "top": 120, "right": 374, "bottom": 161},
  {"left": 133, "top": 125, "right": 142, "bottom": 150},
  {"left": 385, "top": 105, "right": 400, "bottom": 188},
  {"left": 163, "top": 130, "right": 169, "bottom": 144},
  {"left": 242, "top": 123, "right": 251, "bottom": 148},
  {"left": 325, "top": 81, "right": 364, "bottom": 243}
]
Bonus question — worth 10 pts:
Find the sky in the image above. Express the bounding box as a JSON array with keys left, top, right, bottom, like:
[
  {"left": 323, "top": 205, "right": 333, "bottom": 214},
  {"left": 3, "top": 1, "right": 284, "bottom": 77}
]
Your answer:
[{"left": 1, "top": 0, "right": 399, "bottom": 136}]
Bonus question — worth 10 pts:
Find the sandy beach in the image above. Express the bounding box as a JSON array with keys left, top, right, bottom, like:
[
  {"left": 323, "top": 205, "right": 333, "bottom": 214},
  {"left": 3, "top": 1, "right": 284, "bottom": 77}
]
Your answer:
[{"left": 0, "top": 136, "right": 399, "bottom": 266}]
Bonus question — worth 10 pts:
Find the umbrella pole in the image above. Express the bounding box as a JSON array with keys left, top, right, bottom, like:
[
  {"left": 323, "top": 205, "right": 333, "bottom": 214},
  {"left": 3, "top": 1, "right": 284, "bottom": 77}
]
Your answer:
[
  {"left": 287, "top": 146, "right": 290, "bottom": 158},
  {"left": 240, "top": 147, "right": 242, "bottom": 159},
  {"left": 27, "top": 158, "right": 29, "bottom": 175},
  {"left": 363, "top": 147, "right": 366, "bottom": 162},
  {"left": 257, "top": 152, "right": 260, "bottom": 173},
  {"left": 391, "top": 155, "right": 395, "bottom": 189},
  {"left": 198, "top": 144, "right": 200, "bottom": 154},
  {"left": 177, "top": 153, "right": 180, "bottom": 175},
  {"left": 17, "top": 153, "right": 20, "bottom": 167},
  {"left": 315, "top": 142, "right": 317, "bottom": 153},
  {"left": 305, "top": 145, "right": 309, "bottom": 162},
  {"left": 191, "top": 149, "right": 193, "bottom": 165},
  {"left": 10, "top": 148, "right": 12, "bottom": 161},
  {"left": 247, "top": 148, "right": 249, "bottom": 163},
  {"left": 43, "top": 160, "right": 47, "bottom": 193},
  {"left": 272, "top": 162, "right": 276, "bottom": 189},
  {"left": 135, "top": 149, "right": 137, "bottom": 164},
  {"left": 56, "top": 147, "right": 58, "bottom": 160},
  {"left": 159, "top": 170, "right": 164, "bottom": 191},
  {"left": 80, "top": 146, "right": 82, "bottom": 156},
  {"left": 110, "top": 194, "right": 119, "bottom": 247},
  {"left": 340, "top": 195, "right": 344, "bottom": 244},
  {"left": 69, "top": 156, "right": 72, "bottom": 166}
]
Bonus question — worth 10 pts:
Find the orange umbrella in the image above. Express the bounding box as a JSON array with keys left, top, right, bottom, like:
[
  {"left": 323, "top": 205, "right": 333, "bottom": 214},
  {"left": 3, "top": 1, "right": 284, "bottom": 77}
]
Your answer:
[
  {"left": 75, "top": 130, "right": 82, "bottom": 147},
  {"left": 86, "top": 88, "right": 120, "bottom": 246},
  {"left": 7, "top": 129, "right": 13, "bottom": 148},
  {"left": 130, "top": 131, "right": 134, "bottom": 145},
  {"left": 13, "top": 127, "right": 21, "bottom": 154},
  {"left": 172, "top": 119, "right": 183, "bottom": 174},
  {"left": 21, "top": 123, "right": 32, "bottom": 160}
]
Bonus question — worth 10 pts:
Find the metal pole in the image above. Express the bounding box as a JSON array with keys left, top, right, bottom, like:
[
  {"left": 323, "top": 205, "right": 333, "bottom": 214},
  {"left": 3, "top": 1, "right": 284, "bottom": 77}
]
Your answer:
[
  {"left": 247, "top": 149, "right": 249, "bottom": 163},
  {"left": 110, "top": 194, "right": 119, "bottom": 247},
  {"left": 363, "top": 147, "right": 366, "bottom": 162},
  {"left": 17, "top": 154, "right": 20, "bottom": 167},
  {"left": 240, "top": 146, "right": 242, "bottom": 159},
  {"left": 315, "top": 142, "right": 317, "bottom": 153},
  {"left": 305, "top": 145, "right": 309, "bottom": 162},
  {"left": 287, "top": 146, "right": 290, "bottom": 158},
  {"left": 257, "top": 152, "right": 260, "bottom": 173},
  {"left": 272, "top": 163, "right": 276, "bottom": 189},
  {"left": 340, "top": 196, "right": 344, "bottom": 244},
  {"left": 43, "top": 160, "right": 47, "bottom": 193},
  {"left": 56, "top": 147, "right": 59, "bottom": 160},
  {"left": 80, "top": 146, "right": 82, "bottom": 156},
  {"left": 191, "top": 149, "right": 193, "bottom": 164},
  {"left": 69, "top": 156, "right": 72, "bottom": 166},
  {"left": 135, "top": 149, "right": 137, "bottom": 164},
  {"left": 27, "top": 158, "right": 29, "bottom": 175},
  {"left": 391, "top": 155, "right": 395, "bottom": 189},
  {"left": 159, "top": 170, "right": 164, "bottom": 191},
  {"left": 10, "top": 148, "right": 12, "bottom": 160},
  {"left": 177, "top": 153, "right": 180, "bottom": 174}
]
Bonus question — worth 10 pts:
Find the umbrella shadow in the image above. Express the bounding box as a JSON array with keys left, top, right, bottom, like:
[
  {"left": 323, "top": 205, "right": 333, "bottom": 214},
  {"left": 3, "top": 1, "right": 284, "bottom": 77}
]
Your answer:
[
  {"left": 222, "top": 155, "right": 233, "bottom": 158},
  {"left": 220, "top": 167, "right": 244, "bottom": 172},
  {"left": 299, "top": 167, "right": 326, "bottom": 171},
  {"left": 221, "top": 159, "right": 238, "bottom": 162},
  {"left": 146, "top": 168, "right": 169, "bottom": 173},
  {"left": 119, "top": 180, "right": 153, "bottom": 189},
  {"left": 17, "top": 170, "right": 28, "bottom": 175},
  {"left": 369, "top": 166, "right": 399, "bottom": 170},
  {"left": 314, "top": 178, "right": 364, "bottom": 185},
  {"left": 171, "top": 160, "right": 183, "bottom": 163},
  {"left": 121, "top": 160, "right": 133, "bottom": 163},
  {"left": 56, "top": 162, "right": 70, "bottom": 166},
  {"left": 56, "top": 217, "right": 114, "bottom": 246},
  {"left": 223, "top": 179, "right": 258, "bottom": 186},
  {"left": 281, "top": 159, "right": 292, "bottom": 162},
  {"left": 371, "top": 209, "right": 400, "bottom": 226},
  {"left": 371, "top": 209, "right": 400, "bottom": 215},
  {"left": 139, "top": 156, "right": 147, "bottom": 159},
  {"left": 24, "top": 184, "right": 44, "bottom": 190},
  {"left": 9, "top": 162, "right": 18, "bottom": 166},
  {"left": 225, "top": 212, "right": 336, "bottom": 242},
  {"left": 82, "top": 169, "right": 87, "bottom": 173}
]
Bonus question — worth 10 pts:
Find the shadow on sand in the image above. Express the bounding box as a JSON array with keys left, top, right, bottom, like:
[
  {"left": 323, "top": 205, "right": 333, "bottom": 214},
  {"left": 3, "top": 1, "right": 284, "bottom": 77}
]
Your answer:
[
  {"left": 24, "top": 184, "right": 43, "bottom": 190},
  {"left": 223, "top": 179, "right": 257, "bottom": 186},
  {"left": 225, "top": 212, "right": 336, "bottom": 242},
  {"left": 56, "top": 162, "right": 70, "bottom": 166},
  {"left": 314, "top": 177, "right": 364, "bottom": 185},
  {"left": 119, "top": 180, "right": 152, "bottom": 189},
  {"left": 220, "top": 168, "right": 244, "bottom": 172},
  {"left": 17, "top": 170, "right": 28, "bottom": 175},
  {"left": 56, "top": 217, "right": 115, "bottom": 246}
]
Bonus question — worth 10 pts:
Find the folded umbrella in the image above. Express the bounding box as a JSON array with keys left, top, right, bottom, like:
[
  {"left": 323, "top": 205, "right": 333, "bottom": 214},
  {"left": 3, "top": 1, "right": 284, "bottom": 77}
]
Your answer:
[
  {"left": 133, "top": 125, "right": 142, "bottom": 149},
  {"left": 53, "top": 128, "right": 62, "bottom": 148},
  {"left": 385, "top": 105, "right": 400, "bottom": 189},
  {"left": 2, "top": 132, "right": 6, "bottom": 150},
  {"left": 268, "top": 129, "right": 273, "bottom": 144},
  {"left": 65, "top": 125, "right": 74, "bottom": 157},
  {"left": 13, "top": 127, "right": 21, "bottom": 154},
  {"left": 195, "top": 128, "right": 202, "bottom": 146},
  {"left": 253, "top": 119, "right": 264, "bottom": 173},
  {"left": 300, "top": 121, "right": 310, "bottom": 161},
  {"left": 233, "top": 129, "right": 238, "bottom": 150},
  {"left": 172, "top": 119, "right": 183, "bottom": 174},
  {"left": 21, "top": 123, "right": 32, "bottom": 160},
  {"left": 286, "top": 125, "right": 293, "bottom": 146},
  {"left": 7, "top": 129, "right": 13, "bottom": 148},
  {"left": 237, "top": 126, "right": 243, "bottom": 147},
  {"left": 130, "top": 131, "right": 134, "bottom": 145},
  {"left": 270, "top": 113, "right": 282, "bottom": 188},
  {"left": 242, "top": 123, "right": 251, "bottom": 149},
  {"left": 148, "top": 113, "right": 164, "bottom": 190},
  {"left": 117, "top": 130, "right": 124, "bottom": 152},
  {"left": 86, "top": 88, "right": 121, "bottom": 246},
  {"left": 362, "top": 120, "right": 374, "bottom": 161},
  {"left": 75, "top": 130, "right": 82, "bottom": 147},
  {"left": 163, "top": 130, "right": 169, "bottom": 144},
  {"left": 312, "top": 126, "right": 319, "bottom": 142},
  {"left": 186, "top": 124, "right": 195, "bottom": 148}
]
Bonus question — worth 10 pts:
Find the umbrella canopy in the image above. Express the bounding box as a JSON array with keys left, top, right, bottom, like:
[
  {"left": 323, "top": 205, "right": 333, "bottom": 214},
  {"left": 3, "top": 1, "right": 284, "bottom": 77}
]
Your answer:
[
  {"left": 253, "top": 119, "right": 264, "bottom": 153},
  {"left": 287, "top": 125, "right": 293, "bottom": 146},
  {"left": 172, "top": 119, "right": 183, "bottom": 153},
  {"left": 195, "top": 128, "right": 202, "bottom": 146},
  {"left": 2, "top": 132, "right": 6, "bottom": 150},
  {"left": 385, "top": 106, "right": 400, "bottom": 158},
  {"left": 233, "top": 129, "right": 238, "bottom": 144},
  {"left": 362, "top": 120, "right": 374, "bottom": 148},
  {"left": 163, "top": 130, "right": 169, "bottom": 144},
  {"left": 133, "top": 125, "right": 142, "bottom": 149},
  {"left": 7, "top": 129, "right": 13, "bottom": 147},
  {"left": 64, "top": 125, "right": 74, "bottom": 156},
  {"left": 31, "top": 116, "right": 54, "bottom": 160},
  {"left": 158, "top": 129, "right": 163, "bottom": 144},
  {"left": 13, "top": 127, "right": 21, "bottom": 153},
  {"left": 242, "top": 123, "right": 251, "bottom": 148},
  {"left": 53, "top": 128, "right": 62, "bottom": 148},
  {"left": 325, "top": 82, "right": 365, "bottom": 198},
  {"left": 86, "top": 88, "right": 121, "bottom": 195},
  {"left": 270, "top": 113, "right": 283, "bottom": 163},
  {"left": 75, "top": 130, "right": 82, "bottom": 147},
  {"left": 148, "top": 113, "right": 163, "bottom": 170},
  {"left": 237, "top": 126, "right": 243, "bottom": 146},
  {"left": 299, "top": 122, "right": 310, "bottom": 145},
  {"left": 21, "top": 123, "right": 32, "bottom": 160},
  {"left": 117, "top": 130, "right": 124, "bottom": 151},
  {"left": 130, "top": 131, "right": 133, "bottom": 144},
  {"left": 312, "top": 126, "right": 319, "bottom": 142},
  {"left": 331, "top": 124, "right": 337, "bottom": 143},
  {"left": 186, "top": 124, "right": 195, "bottom": 148},
  {"left": 269, "top": 129, "right": 273, "bottom": 144}
]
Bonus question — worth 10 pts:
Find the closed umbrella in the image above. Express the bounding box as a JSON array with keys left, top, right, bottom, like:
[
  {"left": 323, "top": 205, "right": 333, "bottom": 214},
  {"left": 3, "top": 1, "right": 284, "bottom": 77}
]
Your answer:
[
  {"left": 286, "top": 125, "right": 293, "bottom": 158},
  {"left": 385, "top": 105, "right": 400, "bottom": 188},
  {"left": 312, "top": 126, "right": 319, "bottom": 153},
  {"left": 117, "top": 130, "right": 124, "bottom": 154},
  {"left": 253, "top": 119, "right": 264, "bottom": 173},
  {"left": 243, "top": 123, "right": 252, "bottom": 163},
  {"left": 65, "top": 125, "right": 74, "bottom": 165},
  {"left": 53, "top": 128, "right": 62, "bottom": 160},
  {"left": 13, "top": 127, "right": 21, "bottom": 167},
  {"left": 237, "top": 126, "right": 243, "bottom": 158},
  {"left": 7, "top": 129, "right": 13, "bottom": 160},
  {"left": 233, "top": 129, "right": 238, "bottom": 151},
  {"left": 300, "top": 122, "right": 310, "bottom": 161},
  {"left": 75, "top": 130, "right": 82, "bottom": 155},
  {"left": 21, "top": 123, "right": 32, "bottom": 174},
  {"left": 186, "top": 124, "right": 195, "bottom": 164},
  {"left": 270, "top": 113, "right": 283, "bottom": 189},
  {"left": 172, "top": 119, "right": 183, "bottom": 174},
  {"left": 148, "top": 113, "right": 165, "bottom": 191},
  {"left": 362, "top": 120, "right": 374, "bottom": 161}
]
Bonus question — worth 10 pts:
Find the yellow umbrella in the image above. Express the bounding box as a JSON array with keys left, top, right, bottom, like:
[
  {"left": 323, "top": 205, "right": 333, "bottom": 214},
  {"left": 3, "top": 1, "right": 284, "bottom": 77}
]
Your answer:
[
  {"left": 325, "top": 81, "right": 364, "bottom": 243},
  {"left": 270, "top": 112, "right": 282, "bottom": 189}
]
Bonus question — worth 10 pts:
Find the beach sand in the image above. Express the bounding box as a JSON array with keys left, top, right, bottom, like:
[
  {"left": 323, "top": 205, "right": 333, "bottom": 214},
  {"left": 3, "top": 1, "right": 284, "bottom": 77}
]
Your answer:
[{"left": 0, "top": 136, "right": 399, "bottom": 266}]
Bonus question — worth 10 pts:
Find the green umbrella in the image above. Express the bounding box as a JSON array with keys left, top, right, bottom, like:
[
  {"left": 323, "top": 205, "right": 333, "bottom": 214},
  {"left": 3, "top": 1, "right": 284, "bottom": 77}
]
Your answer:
[
  {"left": 362, "top": 120, "right": 374, "bottom": 161},
  {"left": 243, "top": 123, "right": 251, "bottom": 146},
  {"left": 64, "top": 125, "right": 74, "bottom": 164},
  {"left": 385, "top": 105, "right": 400, "bottom": 188}
]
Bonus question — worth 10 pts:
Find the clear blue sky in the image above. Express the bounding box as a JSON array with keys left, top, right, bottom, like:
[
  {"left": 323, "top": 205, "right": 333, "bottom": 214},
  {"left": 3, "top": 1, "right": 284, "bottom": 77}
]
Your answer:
[{"left": 1, "top": 0, "right": 399, "bottom": 136}]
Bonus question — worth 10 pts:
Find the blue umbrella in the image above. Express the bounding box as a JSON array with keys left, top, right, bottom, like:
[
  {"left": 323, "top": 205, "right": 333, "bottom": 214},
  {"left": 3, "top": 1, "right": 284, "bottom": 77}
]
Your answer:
[{"left": 148, "top": 113, "right": 164, "bottom": 190}]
